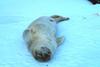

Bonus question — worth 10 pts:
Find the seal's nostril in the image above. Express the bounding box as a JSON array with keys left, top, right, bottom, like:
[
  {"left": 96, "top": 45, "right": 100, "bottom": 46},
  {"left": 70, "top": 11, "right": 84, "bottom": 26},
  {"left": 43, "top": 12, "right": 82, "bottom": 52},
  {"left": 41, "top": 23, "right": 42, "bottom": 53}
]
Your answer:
[
  {"left": 40, "top": 53, "right": 43, "bottom": 56},
  {"left": 41, "top": 53, "right": 51, "bottom": 62}
]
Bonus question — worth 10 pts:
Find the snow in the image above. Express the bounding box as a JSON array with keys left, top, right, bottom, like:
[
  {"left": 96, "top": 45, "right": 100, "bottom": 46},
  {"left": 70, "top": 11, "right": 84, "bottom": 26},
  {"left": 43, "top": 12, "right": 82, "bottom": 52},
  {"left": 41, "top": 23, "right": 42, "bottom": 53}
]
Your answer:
[{"left": 0, "top": 0, "right": 100, "bottom": 67}]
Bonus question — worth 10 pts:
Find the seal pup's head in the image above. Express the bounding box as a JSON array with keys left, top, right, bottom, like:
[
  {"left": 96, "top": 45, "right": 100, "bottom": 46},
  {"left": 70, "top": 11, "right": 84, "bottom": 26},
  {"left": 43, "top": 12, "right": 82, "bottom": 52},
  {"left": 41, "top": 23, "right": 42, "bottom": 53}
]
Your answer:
[{"left": 32, "top": 46, "right": 52, "bottom": 62}]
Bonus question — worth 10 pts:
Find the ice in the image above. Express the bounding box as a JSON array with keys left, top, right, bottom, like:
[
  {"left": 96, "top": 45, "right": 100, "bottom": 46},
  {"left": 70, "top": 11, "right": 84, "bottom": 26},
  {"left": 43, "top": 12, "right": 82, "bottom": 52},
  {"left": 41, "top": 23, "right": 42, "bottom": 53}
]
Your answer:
[{"left": 0, "top": 0, "right": 100, "bottom": 67}]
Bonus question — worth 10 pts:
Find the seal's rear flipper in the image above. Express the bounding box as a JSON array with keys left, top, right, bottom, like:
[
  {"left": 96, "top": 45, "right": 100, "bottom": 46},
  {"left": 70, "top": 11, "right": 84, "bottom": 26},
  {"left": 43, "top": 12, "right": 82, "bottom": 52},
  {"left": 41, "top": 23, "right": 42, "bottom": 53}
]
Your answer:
[{"left": 51, "top": 15, "right": 69, "bottom": 23}]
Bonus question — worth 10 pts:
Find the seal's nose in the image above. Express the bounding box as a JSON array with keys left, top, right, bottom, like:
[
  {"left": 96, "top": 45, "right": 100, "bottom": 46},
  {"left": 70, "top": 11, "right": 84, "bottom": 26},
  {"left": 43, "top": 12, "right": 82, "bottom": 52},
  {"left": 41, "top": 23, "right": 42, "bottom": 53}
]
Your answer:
[
  {"left": 33, "top": 47, "right": 52, "bottom": 62},
  {"left": 35, "top": 52, "right": 51, "bottom": 62}
]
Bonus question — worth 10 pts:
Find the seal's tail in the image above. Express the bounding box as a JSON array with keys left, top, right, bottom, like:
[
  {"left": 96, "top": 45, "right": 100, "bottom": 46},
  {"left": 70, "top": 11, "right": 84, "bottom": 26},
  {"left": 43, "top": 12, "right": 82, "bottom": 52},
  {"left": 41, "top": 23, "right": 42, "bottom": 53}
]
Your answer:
[{"left": 51, "top": 15, "right": 69, "bottom": 23}]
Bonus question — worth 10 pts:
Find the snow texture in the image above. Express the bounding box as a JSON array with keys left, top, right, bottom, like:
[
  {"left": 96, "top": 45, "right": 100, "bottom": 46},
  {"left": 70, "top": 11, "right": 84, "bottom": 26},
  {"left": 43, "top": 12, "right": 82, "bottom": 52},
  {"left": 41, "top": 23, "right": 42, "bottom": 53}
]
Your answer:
[{"left": 0, "top": 0, "right": 100, "bottom": 67}]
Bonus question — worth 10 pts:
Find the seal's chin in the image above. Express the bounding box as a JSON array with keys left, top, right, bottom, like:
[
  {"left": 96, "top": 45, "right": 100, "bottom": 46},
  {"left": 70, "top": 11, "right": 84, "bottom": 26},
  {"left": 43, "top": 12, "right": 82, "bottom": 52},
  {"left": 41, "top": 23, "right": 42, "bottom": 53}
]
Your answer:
[{"left": 32, "top": 47, "right": 52, "bottom": 62}]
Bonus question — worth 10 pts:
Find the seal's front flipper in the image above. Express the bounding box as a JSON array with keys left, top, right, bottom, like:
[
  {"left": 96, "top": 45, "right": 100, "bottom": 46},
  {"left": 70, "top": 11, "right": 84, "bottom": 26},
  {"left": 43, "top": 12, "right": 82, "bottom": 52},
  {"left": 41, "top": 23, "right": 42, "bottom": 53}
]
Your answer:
[
  {"left": 51, "top": 15, "right": 69, "bottom": 22},
  {"left": 56, "top": 36, "right": 65, "bottom": 46}
]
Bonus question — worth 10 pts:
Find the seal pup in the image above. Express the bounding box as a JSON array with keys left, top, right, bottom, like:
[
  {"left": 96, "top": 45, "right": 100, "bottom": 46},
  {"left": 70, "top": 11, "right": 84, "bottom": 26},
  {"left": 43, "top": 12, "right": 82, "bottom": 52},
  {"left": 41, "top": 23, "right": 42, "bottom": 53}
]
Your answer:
[{"left": 23, "top": 15, "right": 69, "bottom": 62}]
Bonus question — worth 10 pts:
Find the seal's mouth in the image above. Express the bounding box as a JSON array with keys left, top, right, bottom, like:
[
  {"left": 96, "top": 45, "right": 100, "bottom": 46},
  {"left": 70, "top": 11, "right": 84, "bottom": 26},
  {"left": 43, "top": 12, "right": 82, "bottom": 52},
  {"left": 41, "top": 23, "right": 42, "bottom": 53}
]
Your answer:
[{"left": 32, "top": 47, "right": 52, "bottom": 62}]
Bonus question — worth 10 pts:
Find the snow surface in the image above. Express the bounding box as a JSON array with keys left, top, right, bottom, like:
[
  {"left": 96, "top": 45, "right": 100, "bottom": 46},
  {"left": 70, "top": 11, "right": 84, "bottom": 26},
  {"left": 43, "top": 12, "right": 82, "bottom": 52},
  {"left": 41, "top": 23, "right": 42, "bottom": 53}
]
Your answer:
[{"left": 0, "top": 0, "right": 100, "bottom": 67}]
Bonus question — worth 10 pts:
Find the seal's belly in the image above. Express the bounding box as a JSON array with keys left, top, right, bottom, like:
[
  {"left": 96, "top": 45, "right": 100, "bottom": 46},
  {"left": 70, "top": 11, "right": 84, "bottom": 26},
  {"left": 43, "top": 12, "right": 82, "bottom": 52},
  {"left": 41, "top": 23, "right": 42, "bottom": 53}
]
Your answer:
[{"left": 31, "top": 23, "right": 56, "bottom": 37}]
